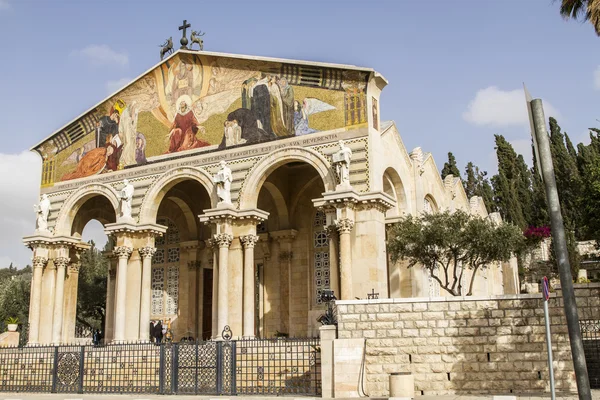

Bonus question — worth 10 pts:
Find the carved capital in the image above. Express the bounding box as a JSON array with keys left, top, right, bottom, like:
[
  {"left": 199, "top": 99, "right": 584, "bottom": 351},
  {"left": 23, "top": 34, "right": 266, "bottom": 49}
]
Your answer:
[
  {"left": 53, "top": 257, "right": 70, "bottom": 270},
  {"left": 113, "top": 246, "right": 133, "bottom": 259},
  {"left": 188, "top": 260, "right": 201, "bottom": 270},
  {"left": 240, "top": 234, "right": 260, "bottom": 249},
  {"left": 32, "top": 256, "right": 48, "bottom": 269},
  {"left": 138, "top": 246, "right": 157, "bottom": 259},
  {"left": 335, "top": 218, "right": 354, "bottom": 234},
  {"left": 213, "top": 233, "right": 233, "bottom": 248},
  {"left": 68, "top": 262, "right": 81, "bottom": 274},
  {"left": 205, "top": 239, "right": 215, "bottom": 249}
]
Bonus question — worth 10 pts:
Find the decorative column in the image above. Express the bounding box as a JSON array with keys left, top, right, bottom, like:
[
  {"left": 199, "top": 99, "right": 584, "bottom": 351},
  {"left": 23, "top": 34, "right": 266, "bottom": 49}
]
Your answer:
[
  {"left": 138, "top": 246, "right": 156, "bottom": 342},
  {"left": 336, "top": 218, "right": 354, "bottom": 300},
  {"left": 207, "top": 239, "right": 219, "bottom": 339},
  {"left": 214, "top": 233, "right": 233, "bottom": 335},
  {"left": 325, "top": 226, "right": 340, "bottom": 299},
  {"left": 113, "top": 246, "right": 133, "bottom": 342},
  {"left": 105, "top": 261, "right": 117, "bottom": 341},
  {"left": 62, "top": 261, "right": 81, "bottom": 344},
  {"left": 28, "top": 256, "right": 47, "bottom": 344},
  {"left": 51, "top": 257, "right": 70, "bottom": 344},
  {"left": 240, "top": 235, "right": 259, "bottom": 337}
]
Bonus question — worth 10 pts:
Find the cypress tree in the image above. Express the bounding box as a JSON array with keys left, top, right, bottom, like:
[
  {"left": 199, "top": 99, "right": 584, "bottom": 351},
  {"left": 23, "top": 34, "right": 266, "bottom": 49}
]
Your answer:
[
  {"left": 464, "top": 162, "right": 495, "bottom": 213},
  {"left": 530, "top": 141, "right": 549, "bottom": 228},
  {"left": 548, "top": 117, "right": 582, "bottom": 237},
  {"left": 492, "top": 135, "right": 527, "bottom": 228},
  {"left": 577, "top": 129, "right": 600, "bottom": 243},
  {"left": 441, "top": 152, "right": 461, "bottom": 179}
]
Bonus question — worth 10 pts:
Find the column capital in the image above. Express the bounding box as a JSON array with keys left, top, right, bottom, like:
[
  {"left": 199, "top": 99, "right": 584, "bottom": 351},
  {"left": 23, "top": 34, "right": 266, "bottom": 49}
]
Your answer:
[
  {"left": 138, "top": 246, "right": 157, "bottom": 259},
  {"left": 113, "top": 246, "right": 133, "bottom": 259},
  {"left": 54, "top": 257, "right": 70, "bottom": 269},
  {"left": 335, "top": 218, "right": 354, "bottom": 234},
  {"left": 213, "top": 233, "right": 233, "bottom": 248},
  {"left": 205, "top": 238, "right": 215, "bottom": 249},
  {"left": 240, "top": 234, "right": 260, "bottom": 249},
  {"left": 188, "top": 260, "right": 201, "bottom": 270},
  {"left": 68, "top": 262, "right": 81, "bottom": 274},
  {"left": 32, "top": 256, "right": 48, "bottom": 269},
  {"left": 280, "top": 250, "right": 293, "bottom": 262}
]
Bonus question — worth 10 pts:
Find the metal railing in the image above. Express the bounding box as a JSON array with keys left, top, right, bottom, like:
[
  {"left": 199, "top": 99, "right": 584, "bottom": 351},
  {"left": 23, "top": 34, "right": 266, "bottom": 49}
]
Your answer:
[
  {"left": 580, "top": 319, "right": 600, "bottom": 389},
  {"left": 0, "top": 337, "right": 321, "bottom": 396}
]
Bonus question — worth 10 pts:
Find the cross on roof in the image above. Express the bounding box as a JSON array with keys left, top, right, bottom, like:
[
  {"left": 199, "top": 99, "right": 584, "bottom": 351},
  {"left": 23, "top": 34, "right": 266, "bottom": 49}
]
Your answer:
[{"left": 179, "top": 19, "right": 191, "bottom": 49}]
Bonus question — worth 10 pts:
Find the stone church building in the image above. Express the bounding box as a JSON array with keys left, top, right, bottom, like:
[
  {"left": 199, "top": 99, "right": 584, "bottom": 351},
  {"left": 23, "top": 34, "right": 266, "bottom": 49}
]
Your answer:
[{"left": 23, "top": 50, "right": 518, "bottom": 345}]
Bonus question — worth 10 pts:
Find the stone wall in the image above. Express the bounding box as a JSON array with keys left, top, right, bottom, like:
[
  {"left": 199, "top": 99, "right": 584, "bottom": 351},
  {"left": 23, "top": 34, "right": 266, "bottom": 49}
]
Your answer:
[{"left": 335, "top": 283, "right": 600, "bottom": 397}]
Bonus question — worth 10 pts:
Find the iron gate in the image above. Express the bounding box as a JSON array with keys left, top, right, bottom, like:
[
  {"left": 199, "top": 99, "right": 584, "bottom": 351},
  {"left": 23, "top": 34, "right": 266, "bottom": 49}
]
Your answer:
[
  {"left": 580, "top": 319, "right": 600, "bottom": 389},
  {"left": 0, "top": 336, "right": 321, "bottom": 396}
]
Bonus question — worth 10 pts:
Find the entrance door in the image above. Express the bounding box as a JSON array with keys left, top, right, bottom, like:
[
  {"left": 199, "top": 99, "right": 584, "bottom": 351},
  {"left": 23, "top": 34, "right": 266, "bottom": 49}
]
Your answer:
[{"left": 202, "top": 269, "right": 213, "bottom": 340}]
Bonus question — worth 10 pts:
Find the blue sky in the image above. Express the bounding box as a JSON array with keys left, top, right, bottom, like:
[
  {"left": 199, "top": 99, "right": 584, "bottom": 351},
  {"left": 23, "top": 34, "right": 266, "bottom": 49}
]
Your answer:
[{"left": 0, "top": 0, "right": 598, "bottom": 268}]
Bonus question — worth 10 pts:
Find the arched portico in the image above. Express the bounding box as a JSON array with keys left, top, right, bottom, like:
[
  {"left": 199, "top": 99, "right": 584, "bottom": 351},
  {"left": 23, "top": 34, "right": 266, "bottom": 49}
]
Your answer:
[
  {"left": 54, "top": 183, "right": 120, "bottom": 236},
  {"left": 239, "top": 147, "right": 336, "bottom": 210},
  {"left": 138, "top": 167, "right": 215, "bottom": 224}
]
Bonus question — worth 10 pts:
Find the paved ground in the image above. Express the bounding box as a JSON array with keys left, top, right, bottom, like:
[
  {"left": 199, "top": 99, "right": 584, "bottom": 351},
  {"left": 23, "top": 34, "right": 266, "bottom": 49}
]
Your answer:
[{"left": 0, "top": 393, "right": 598, "bottom": 400}]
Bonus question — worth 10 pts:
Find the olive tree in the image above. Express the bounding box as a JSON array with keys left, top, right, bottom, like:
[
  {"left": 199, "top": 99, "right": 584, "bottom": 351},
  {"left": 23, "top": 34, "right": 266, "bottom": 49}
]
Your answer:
[{"left": 386, "top": 210, "right": 523, "bottom": 296}]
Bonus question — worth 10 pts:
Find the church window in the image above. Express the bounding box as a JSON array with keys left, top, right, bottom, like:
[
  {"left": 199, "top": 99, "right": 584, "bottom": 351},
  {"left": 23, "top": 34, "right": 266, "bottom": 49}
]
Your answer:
[
  {"left": 424, "top": 195, "right": 437, "bottom": 214},
  {"left": 372, "top": 97, "right": 379, "bottom": 130},
  {"left": 313, "top": 211, "right": 330, "bottom": 305},
  {"left": 151, "top": 218, "right": 180, "bottom": 318}
]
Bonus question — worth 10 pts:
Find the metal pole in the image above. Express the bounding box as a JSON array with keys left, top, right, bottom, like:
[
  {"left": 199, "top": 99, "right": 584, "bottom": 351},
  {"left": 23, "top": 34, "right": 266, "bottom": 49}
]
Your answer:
[
  {"left": 543, "top": 297, "right": 556, "bottom": 400},
  {"left": 530, "top": 99, "right": 591, "bottom": 399}
]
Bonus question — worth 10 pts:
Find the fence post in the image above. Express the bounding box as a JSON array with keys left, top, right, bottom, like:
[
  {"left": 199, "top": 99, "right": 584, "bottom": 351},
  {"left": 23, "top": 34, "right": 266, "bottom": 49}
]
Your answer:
[
  {"left": 159, "top": 344, "right": 165, "bottom": 394},
  {"left": 172, "top": 343, "right": 179, "bottom": 394},
  {"left": 51, "top": 346, "right": 58, "bottom": 393},
  {"left": 216, "top": 341, "right": 223, "bottom": 395},
  {"left": 231, "top": 340, "right": 237, "bottom": 395},
  {"left": 78, "top": 346, "right": 85, "bottom": 394}
]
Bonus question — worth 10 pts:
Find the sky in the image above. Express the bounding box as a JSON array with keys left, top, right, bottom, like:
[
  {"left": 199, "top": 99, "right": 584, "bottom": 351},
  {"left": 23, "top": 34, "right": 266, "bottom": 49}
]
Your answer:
[{"left": 0, "top": 0, "right": 598, "bottom": 268}]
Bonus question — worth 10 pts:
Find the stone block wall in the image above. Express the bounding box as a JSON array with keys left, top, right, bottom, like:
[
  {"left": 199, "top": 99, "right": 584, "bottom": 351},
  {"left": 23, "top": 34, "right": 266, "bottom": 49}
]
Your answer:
[{"left": 335, "top": 284, "right": 600, "bottom": 396}]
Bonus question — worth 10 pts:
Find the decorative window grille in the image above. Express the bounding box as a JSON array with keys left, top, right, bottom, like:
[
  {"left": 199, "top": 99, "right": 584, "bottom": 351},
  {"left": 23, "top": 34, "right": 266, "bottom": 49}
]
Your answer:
[
  {"left": 313, "top": 211, "right": 330, "bottom": 305},
  {"left": 151, "top": 218, "right": 180, "bottom": 318},
  {"left": 41, "top": 158, "right": 55, "bottom": 187}
]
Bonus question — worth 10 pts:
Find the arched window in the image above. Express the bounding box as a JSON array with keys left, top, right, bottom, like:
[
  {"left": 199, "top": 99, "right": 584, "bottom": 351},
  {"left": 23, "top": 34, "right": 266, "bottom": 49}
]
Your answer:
[
  {"left": 152, "top": 218, "right": 180, "bottom": 318},
  {"left": 313, "top": 210, "right": 330, "bottom": 305},
  {"left": 424, "top": 195, "right": 437, "bottom": 214}
]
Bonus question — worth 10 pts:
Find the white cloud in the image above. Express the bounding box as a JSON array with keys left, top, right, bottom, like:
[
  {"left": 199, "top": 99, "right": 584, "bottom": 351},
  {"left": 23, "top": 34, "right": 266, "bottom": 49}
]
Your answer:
[
  {"left": 0, "top": 151, "right": 42, "bottom": 269},
  {"left": 71, "top": 45, "right": 129, "bottom": 67},
  {"left": 594, "top": 66, "right": 600, "bottom": 90},
  {"left": 0, "top": 0, "right": 10, "bottom": 10},
  {"left": 510, "top": 139, "right": 533, "bottom": 165},
  {"left": 463, "top": 86, "right": 561, "bottom": 127},
  {"left": 106, "top": 78, "right": 132, "bottom": 94}
]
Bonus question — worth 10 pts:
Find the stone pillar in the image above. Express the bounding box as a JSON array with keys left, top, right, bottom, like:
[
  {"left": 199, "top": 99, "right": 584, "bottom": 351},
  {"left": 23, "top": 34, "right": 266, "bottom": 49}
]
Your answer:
[
  {"left": 214, "top": 234, "right": 232, "bottom": 335},
  {"left": 240, "top": 235, "right": 259, "bottom": 337},
  {"left": 105, "top": 261, "right": 117, "bottom": 342},
  {"left": 336, "top": 218, "right": 354, "bottom": 300},
  {"left": 62, "top": 262, "right": 81, "bottom": 343},
  {"left": 28, "top": 256, "right": 47, "bottom": 344},
  {"left": 208, "top": 240, "right": 219, "bottom": 339},
  {"left": 113, "top": 246, "right": 132, "bottom": 342},
  {"left": 51, "top": 257, "right": 69, "bottom": 344},
  {"left": 39, "top": 260, "right": 57, "bottom": 344},
  {"left": 325, "top": 225, "right": 340, "bottom": 299},
  {"left": 138, "top": 246, "right": 156, "bottom": 342}
]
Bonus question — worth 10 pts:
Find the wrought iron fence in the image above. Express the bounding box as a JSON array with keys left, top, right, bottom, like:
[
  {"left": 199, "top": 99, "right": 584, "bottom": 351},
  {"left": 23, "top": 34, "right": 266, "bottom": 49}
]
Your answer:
[
  {"left": 580, "top": 319, "right": 600, "bottom": 389},
  {"left": 0, "top": 337, "right": 321, "bottom": 396}
]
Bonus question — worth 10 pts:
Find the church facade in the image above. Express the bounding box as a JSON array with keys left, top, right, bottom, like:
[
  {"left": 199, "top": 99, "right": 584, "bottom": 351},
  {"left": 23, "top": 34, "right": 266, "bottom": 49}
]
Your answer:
[{"left": 23, "top": 50, "right": 518, "bottom": 345}]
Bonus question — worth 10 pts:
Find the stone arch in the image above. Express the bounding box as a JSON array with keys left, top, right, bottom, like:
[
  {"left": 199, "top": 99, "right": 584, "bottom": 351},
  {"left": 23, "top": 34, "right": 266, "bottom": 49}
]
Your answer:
[
  {"left": 139, "top": 167, "right": 215, "bottom": 224},
  {"left": 382, "top": 167, "right": 408, "bottom": 218},
  {"left": 54, "top": 183, "right": 120, "bottom": 236},
  {"left": 261, "top": 181, "right": 290, "bottom": 228},
  {"left": 423, "top": 194, "right": 439, "bottom": 214},
  {"left": 239, "top": 147, "right": 336, "bottom": 209}
]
